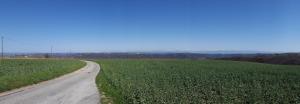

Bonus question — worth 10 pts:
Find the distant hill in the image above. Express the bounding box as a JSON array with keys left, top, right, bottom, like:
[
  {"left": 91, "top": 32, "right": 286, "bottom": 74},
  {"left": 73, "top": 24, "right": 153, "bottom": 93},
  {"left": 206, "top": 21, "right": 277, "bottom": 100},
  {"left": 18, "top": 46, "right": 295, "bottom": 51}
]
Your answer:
[
  {"left": 6, "top": 52, "right": 300, "bottom": 66},
  {"left": 221, "top": 53, "right": 300, "bottom": 65}
]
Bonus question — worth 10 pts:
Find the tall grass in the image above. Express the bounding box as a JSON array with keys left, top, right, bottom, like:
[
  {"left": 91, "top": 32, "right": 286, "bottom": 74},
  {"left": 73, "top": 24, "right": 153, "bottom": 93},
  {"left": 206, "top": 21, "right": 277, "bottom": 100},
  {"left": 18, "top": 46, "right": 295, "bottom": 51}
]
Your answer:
[
  {"left": 0, "top": 59, "right": 85, "bottom": 92},
  {"left": 96, "top": 59, "right": 300, "bottom": 104}
]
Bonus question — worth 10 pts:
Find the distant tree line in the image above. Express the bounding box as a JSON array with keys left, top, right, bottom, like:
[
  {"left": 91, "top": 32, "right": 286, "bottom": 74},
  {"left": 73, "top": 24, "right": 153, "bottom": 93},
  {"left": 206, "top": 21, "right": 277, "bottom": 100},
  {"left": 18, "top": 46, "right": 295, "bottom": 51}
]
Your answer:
[
  {"left": 71, "top": 53, "right": 258, "bottom": 59},
  {"left": 8, "top": 52, "right": 300, "bottom": 65},
  {"left": 221, "top": 53, "right": 300, "bottom": 65}
]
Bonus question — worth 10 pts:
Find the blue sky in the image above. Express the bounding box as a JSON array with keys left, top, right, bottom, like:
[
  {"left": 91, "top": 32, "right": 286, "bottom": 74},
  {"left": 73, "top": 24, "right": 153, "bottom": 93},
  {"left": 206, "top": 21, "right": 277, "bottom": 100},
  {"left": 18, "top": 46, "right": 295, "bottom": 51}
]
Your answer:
[{"left": 0, "top": 0, "right": 299, "bottom": 53}]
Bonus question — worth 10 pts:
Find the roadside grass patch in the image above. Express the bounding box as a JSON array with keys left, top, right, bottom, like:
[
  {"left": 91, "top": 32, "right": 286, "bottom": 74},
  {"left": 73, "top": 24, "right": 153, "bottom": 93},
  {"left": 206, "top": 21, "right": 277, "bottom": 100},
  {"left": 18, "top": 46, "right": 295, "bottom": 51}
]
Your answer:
[{"left": 0, "top": 59, "right": 86, "bottom": 92}]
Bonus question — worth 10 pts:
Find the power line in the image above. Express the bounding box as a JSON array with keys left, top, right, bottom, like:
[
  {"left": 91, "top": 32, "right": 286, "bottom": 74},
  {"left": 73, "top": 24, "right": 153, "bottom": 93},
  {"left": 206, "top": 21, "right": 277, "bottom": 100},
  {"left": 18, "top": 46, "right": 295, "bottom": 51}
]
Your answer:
[
  {"left": 4, "top": 36, "right": 53, "bottom": 53},
  {"left": 5, "top": 36, "right": 43, "bottom": 50}
]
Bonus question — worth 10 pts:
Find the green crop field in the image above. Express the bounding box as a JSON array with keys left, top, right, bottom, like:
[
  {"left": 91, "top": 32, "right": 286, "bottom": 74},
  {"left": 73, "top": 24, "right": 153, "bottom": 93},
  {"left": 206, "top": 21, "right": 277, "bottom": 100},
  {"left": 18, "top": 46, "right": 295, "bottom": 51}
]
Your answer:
[
  {"left": 0, "top": 59, "right": 85, "bottom": 92},
  {"left": 96, "top": 59, "right": 300, "bottom": 104}
]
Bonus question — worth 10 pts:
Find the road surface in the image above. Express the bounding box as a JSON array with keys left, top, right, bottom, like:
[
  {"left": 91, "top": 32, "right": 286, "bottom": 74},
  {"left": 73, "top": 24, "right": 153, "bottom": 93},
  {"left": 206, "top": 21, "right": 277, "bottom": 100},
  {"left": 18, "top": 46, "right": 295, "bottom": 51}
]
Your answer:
[{"left": 0, "top": 61, "right": 101, "bottom": 104}]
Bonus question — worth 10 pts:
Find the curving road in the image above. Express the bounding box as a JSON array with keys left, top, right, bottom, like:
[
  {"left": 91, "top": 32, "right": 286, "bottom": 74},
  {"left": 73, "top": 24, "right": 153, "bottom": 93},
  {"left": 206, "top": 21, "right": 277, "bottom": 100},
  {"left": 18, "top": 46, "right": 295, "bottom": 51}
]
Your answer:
[{"left": 0, "top": 61, "right": 101, "bottom": 104}]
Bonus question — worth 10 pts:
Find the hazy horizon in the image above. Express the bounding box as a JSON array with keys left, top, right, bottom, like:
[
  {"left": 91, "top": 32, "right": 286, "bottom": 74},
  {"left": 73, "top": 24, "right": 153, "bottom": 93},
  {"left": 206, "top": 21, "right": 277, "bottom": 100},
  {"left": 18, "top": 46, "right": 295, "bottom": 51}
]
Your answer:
[
  {"left": 1, "top": 0, "right": 299, "bottom": 53},
  {"left": 2, "top": 50, "right": 289, "bottom": 54}
]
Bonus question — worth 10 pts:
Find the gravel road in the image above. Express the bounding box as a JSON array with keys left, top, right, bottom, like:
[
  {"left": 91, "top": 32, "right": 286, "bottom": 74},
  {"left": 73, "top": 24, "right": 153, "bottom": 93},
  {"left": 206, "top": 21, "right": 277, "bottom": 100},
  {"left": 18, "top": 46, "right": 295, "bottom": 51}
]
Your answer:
[{"left": 0, "top": 61, "right": 101, "bottom": 104}]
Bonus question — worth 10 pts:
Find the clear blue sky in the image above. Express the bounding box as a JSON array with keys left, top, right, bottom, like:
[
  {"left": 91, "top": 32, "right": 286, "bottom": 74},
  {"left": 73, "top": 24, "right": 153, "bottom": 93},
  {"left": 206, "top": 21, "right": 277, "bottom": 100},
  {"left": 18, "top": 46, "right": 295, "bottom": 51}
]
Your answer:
[{"left": 0, "top": 0, "right": 299, "bottom": 53}]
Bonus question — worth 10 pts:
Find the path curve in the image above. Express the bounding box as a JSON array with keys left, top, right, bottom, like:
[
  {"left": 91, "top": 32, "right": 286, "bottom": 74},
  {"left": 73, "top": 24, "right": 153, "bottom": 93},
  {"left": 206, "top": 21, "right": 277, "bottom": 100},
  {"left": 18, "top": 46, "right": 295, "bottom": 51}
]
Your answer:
[{"left": 0, "top": 61, "right": 101, "bottom": 104}]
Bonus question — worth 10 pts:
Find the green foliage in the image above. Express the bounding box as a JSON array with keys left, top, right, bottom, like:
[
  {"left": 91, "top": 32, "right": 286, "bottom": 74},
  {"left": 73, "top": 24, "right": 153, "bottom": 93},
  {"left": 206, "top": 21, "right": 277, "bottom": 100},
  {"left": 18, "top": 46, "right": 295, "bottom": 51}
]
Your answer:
[
  {"left": 96, "top": 59, "right": 300, "bottom": 104},
  {"left": 0, "top": 59, "right": 85, "bottom": 92}
]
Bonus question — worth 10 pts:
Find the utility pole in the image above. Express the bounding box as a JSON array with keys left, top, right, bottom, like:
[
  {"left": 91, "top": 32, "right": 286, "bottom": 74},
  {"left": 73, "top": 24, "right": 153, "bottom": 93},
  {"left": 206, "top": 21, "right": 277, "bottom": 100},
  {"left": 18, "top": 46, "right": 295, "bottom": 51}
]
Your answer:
[
  {"left": 1, "top": 36, "right": 3, "bottom": 59},
  {"left": 69, "top": 49, "right": 72, "bottom": 59},
  {"left": 51, "top": 46, "right": 53, "bottom": 58}
]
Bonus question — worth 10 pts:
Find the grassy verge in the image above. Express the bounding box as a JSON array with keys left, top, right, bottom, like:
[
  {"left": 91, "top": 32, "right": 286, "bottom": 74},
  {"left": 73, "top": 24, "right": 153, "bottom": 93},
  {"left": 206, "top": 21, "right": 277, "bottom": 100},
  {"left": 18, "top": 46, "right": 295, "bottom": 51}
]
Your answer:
[
  {"left": 96, "top": 59, "right": 300, "bottom": 104},
  {"left": 0, "top": 59, "right": 86, "bottom": 93}
]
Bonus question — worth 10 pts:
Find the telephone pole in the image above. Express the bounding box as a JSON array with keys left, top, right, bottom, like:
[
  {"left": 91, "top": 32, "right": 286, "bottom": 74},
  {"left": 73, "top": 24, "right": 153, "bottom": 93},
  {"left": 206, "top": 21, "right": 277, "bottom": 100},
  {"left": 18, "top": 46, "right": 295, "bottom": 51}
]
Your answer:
[
  {"left": 51, "top": 46, "right": 53, "bottom": 58},
  {"left": 1, "top": 36, "right": 3, "bottom": 59}
]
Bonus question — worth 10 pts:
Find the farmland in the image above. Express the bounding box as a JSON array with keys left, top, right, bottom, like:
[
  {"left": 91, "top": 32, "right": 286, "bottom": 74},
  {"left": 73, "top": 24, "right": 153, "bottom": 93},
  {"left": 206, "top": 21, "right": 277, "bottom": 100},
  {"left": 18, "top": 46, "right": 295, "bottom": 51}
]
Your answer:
[
  {"left": 96, "top": 59, "right": 300, "bottom": 104},
  {"left": 0, "top": 59, "right": 85, "bottom": 92}
]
